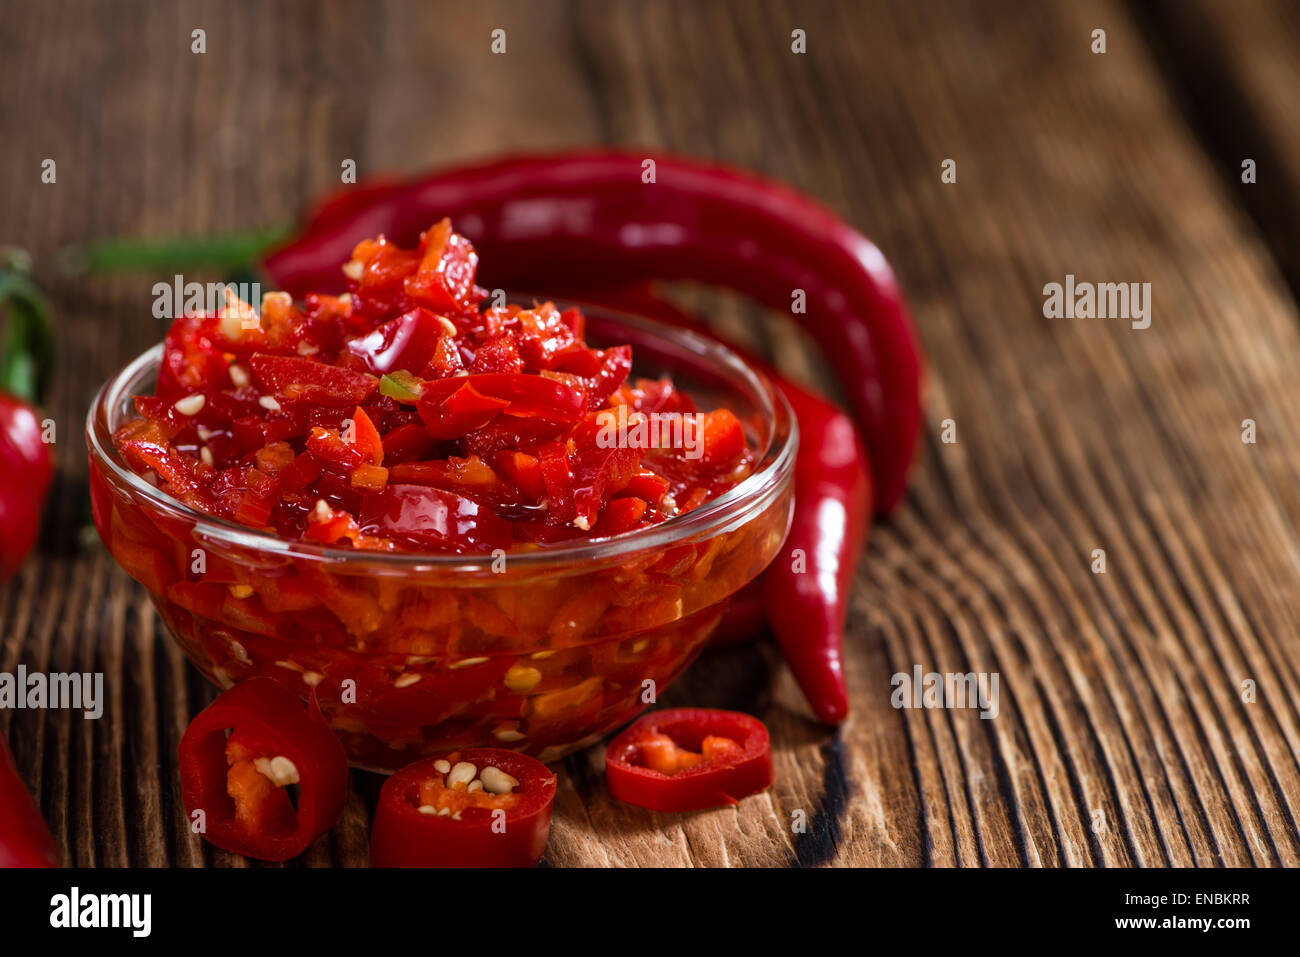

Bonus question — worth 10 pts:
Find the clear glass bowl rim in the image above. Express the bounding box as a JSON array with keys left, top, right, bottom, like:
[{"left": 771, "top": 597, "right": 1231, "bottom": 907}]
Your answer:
[{"left": 86, "top": 310, "right": 798, "bottom": 574}]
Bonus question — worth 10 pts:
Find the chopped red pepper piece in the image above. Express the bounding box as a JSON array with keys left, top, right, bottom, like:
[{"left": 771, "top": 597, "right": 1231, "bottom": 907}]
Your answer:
[
  {"left": 591, "top": 495, "right": 648, "bottom": 536},
  {"left": 178, "top": 677, "right": 348, "bottom": 861},
  {"left": 370, "top": 748, "right": 556, "bottom": 867},
  {"left": 345, "top": 307, "right": 447, "bottom": 376},
  {"left": 250, "top": 353, "right": 376, "bottom": 406},
  {"left": 491, "top": 450, "right": 546, "bottom": 503},
  {"left": 417, "top": 372, "right": 586, "bottom": 438},
  {"left": 380, "top": 422, "right": 436, "bottom": 463},
  {"left": 417, "top": 379, "right": 510, "bottom": 438},
  {"left": 402, "top": 218, "right": 482, "bottom": 314},
  {"left": 358, "top": 483, "right": 514, "bottom": 551},
  {"left": 604, "top": 708, "right": 772, "bottom": 812}
]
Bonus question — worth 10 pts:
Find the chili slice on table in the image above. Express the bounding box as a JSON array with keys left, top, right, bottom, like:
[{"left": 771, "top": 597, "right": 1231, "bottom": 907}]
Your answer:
[
  {"left": 179, "top": 677, "right": 348, "bottom": 862},
  {"left": 604, "top": 708, "right": 772, "bottom": 813},
  {"left": 370, "top": 748, "right": 556, "bottom": 868}
]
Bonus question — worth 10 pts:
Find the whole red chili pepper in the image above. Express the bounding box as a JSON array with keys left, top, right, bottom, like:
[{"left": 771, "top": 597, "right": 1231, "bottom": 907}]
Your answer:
[
  {"left": 572, "top": 284, "right": 871, "bottom": 723},
  {"left": 764, "top": 385, "right": 870, "bottom": 722},
  {"left": 0, "top": 253, "right": 54, "bottom": 581},
  {"left": 0, "top": 732, "right": 59, "bottom": 867},
  {"left": 263, "top": 151, "right": 921, "bottom": 512}
]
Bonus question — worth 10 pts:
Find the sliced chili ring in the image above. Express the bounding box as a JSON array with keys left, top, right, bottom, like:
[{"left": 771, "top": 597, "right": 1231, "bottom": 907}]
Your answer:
[
  {"left": 179, "top": 677, "right": 348, "bottom": 861},
  {"left": 604, "top": 708, "right": 772, "bottom": 812},
  {"left": 370, "top": 748, "right": 556, "bottom": 868}
]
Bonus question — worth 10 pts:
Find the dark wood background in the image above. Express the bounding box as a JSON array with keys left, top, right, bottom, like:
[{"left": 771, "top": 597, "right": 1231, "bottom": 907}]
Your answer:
[{"left": 3, "top": 0, "right": 1300, "bottom": 867}]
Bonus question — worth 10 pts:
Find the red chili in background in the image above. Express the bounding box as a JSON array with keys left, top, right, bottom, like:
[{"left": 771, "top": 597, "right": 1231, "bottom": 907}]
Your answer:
[
  {"left": 575, "top": 285, "right": 870, "bottom": 723},
  {"left": 263, "top": 151, "right": 922, "bottom": 513},
  {"left": 179, "top": 678, "right": 348, "bottom": 861},
  {"left": 604, "top": 708, "right": 772, "bottom": 812},
  {"left": 0, "top": 732, "right": 59, "bottom": 867},
  {"left": 0, "top": 253, "right": 54, "bottom": 582},
  {"left": 370, "top": 748, "right": 556, "bottom": 868}
]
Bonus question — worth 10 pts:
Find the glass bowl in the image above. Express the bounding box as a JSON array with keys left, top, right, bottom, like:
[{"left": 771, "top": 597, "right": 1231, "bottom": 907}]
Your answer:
[{"left": 86, "top": 310, "right": 796, "bottom": 770}]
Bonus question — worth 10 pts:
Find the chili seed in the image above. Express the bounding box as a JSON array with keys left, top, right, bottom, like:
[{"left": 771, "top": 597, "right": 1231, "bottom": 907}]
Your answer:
[
  {"left": 254, "top": 756, "right": 300, "bottom": 787},
  {"left": 446, "top": 762, "right": 478, "bottom": 788},
  {"left": 228, "top": 364, "right": 251, "bottom": 389},
  {"left": 480, "top": 766, "right": 519, "bottom": 795},
  {"left": 504, "top": 665, "right": 542, "bottom": 693},
  {"left": 418, "top": 805, "right": 437, "bottom": 815},
  {"left": 449, "top": 657, "right": 489, "bottom": 669},
  {"left": 173, "top": 394, "right": 205, "bottom": 416},
  {"left": 258, "top": 395, "right": 281, "bottom": 411},
  {"left": 433, "top": 759, "right": 451, "bottom": 774},
  {"left": 392, "top": 673, "right": 420, "bottom": 688}
]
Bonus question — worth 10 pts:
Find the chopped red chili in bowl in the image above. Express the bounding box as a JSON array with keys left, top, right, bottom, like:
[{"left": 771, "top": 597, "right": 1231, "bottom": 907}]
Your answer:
[
  {"left": 88, "top": 221, "right": 796, "bottom": 770},
  {"left": 110, "top": 219, "right": 753, "bottom": 550}
]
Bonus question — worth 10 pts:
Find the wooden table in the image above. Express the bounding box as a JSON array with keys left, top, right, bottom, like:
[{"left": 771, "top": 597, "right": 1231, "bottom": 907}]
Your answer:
[{"left": 4, "top": 0, "right": 1300, "bottom": 867}]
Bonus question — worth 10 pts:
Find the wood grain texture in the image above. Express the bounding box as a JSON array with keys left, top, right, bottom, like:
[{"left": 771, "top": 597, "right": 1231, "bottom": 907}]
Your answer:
[{"left": 2, "top": 0, "right": 1299, "bottom": 867}]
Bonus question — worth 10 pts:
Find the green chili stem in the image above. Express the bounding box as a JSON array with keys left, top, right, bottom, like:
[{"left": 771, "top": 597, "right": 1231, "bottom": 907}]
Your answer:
[
  {"left": 62, "top": 225, "right": 292, "bottom": 274},
  {"left": 0, "top": 260, "right": 54, "bottom": 405}
]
